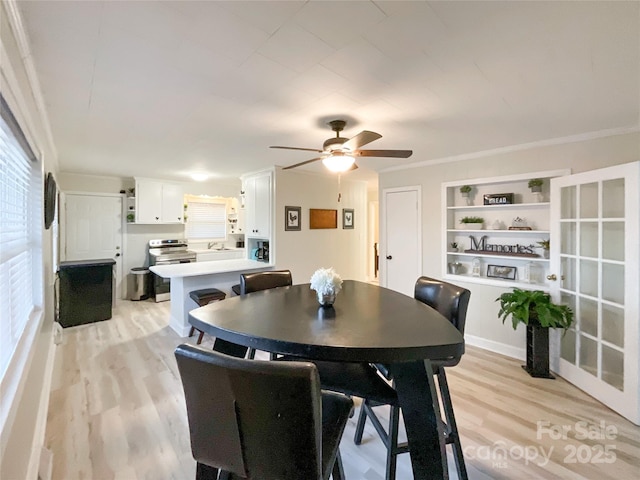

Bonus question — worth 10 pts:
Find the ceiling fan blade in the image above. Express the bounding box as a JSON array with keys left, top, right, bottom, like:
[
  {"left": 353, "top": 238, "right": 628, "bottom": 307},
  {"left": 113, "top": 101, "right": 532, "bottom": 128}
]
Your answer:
[
  {"left": 282, "top": 157, "right": 323, "bottom": 170},
  {"left": 270, "top": 146, "right": 323, "bottom": 153},
  {"left": 341, "top": 130, "right": 382, "bottom": 151},
  {"left": 354, "top": 149, "right": 413, "bottom": 158}
]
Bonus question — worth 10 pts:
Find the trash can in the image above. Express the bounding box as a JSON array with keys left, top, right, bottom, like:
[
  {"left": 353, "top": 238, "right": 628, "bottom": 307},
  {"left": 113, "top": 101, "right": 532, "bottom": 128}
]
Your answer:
[{"left": 131, "top": 267, "right": 150, "bottom": 301}]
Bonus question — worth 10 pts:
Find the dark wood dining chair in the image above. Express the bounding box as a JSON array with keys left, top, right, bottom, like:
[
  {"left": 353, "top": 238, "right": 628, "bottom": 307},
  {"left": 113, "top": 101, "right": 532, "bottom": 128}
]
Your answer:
[
  {"left": 175, "top": 344, "right": 353, "bottom": 480},
  {"left": 239, "top": 270, "right": 293, "bottom": 295},
  {"left": 352, "top": 276, "right": 471, "bottom": 480},
  {"left": 240, "top": 270, "right": 293, "bottom": 359},
  {"left": 188, "top": 288, "right": 226, "bottom": 344}
]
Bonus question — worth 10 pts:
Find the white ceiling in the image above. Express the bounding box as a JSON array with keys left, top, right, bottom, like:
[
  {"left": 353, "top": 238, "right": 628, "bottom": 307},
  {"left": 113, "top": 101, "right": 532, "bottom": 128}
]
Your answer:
[{"left": 18, "top": 0, "right": 640, "bottom": 184}]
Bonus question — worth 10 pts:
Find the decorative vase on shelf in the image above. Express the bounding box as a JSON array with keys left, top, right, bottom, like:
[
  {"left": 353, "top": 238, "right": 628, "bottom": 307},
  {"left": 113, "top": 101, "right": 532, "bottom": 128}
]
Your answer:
[{"left": 447, "top": 262, "right": 462, "bottom": 275}]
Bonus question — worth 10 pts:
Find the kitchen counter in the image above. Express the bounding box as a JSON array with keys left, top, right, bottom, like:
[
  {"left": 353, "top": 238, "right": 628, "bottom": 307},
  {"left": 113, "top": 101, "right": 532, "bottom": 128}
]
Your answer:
[
  {"left": 150, "top": 258, "right": 264, "bottom": 278},
  {"left": 150, "top": 259, "right": 272, "bottom": 336}
]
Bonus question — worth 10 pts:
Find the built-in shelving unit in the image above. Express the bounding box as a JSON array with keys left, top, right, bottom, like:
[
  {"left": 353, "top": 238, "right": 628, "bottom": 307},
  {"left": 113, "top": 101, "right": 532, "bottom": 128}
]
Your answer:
[
  {"left": 442, "top": 169, "right": 569, "bottom": 290},
  {"left": 126, "top": 196, "right": 136, "bottom": 223}
]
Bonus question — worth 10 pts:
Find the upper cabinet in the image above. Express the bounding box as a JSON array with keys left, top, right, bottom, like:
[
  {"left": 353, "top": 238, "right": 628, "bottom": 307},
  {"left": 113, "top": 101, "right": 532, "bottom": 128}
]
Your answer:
[
  {"left": 135, "top": 178, "right": 184, "bottom": 224},
  {"left": 442, "top": 169, "right": 569, "bottom": 290},
  {"left": 243, "top": 170, "right": 272, "bottom": 239}
]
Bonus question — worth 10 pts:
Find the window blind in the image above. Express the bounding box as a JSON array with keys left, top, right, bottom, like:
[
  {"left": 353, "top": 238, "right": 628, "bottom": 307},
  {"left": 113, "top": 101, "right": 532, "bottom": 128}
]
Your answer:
[
  {"left": 185, "top": 199, "right": 226, "bottom": 240},
  {"left": 0, "top": 94, "right": 39, "bottom": 379}
]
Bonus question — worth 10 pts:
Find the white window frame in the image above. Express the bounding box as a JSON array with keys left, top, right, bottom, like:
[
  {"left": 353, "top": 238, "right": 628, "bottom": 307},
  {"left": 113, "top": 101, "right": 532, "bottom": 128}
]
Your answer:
[{"left": 0, "top": 91, "right": 44, "bottom": 436}]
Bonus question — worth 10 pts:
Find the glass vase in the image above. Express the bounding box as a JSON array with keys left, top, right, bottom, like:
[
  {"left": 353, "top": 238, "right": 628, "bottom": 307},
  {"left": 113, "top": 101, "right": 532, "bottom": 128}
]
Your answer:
[{"left": 317, "top": 290, "right": 336, "bottom": 307}]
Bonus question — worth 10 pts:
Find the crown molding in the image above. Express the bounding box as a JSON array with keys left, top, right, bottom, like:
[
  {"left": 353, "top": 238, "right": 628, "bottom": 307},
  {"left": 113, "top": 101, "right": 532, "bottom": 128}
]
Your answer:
[
  {"left": 3, "top": 0, "right": 58, "bottom": 167},
  {"left": 381, "top": 126, "right": 640, "bottom": 173}
]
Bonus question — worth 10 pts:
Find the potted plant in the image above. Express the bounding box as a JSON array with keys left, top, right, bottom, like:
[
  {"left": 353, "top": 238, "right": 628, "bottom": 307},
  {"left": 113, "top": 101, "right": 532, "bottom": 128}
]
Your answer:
[
  {"left": 497, "top": 288, "right": 573, "bottom": 378},
  {"left": 459, "top": 185, "right": 472, "bottom": 196},
  {"left": 450, "top": 241, "right": 459, "bottom": 252},
  {"left": 126, "top": 213, "right": 135, "bottom": 223},
  {"left": 459, "top": 185, "right": 473, "bottom": 205},
  {"left": 528, "top": 178, "right": 544, "bottom": 193},
  {"left": 537, "top": 239, "right": 550, "bottom": 259},
  {"left": 459, "top": 216, "right": 484, "bottom": 230}
]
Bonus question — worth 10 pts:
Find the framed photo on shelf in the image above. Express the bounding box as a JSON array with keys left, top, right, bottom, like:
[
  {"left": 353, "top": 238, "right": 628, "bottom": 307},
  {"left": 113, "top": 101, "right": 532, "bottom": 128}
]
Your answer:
[
  {"left": 285, "top": 206, "right": 301, "bottom": 231},
  {"left": 342, "top": 208, "right": 354, "bottom": 229},
  {"left": 487, "top": 264, "right": 517, "bottom": 280}
]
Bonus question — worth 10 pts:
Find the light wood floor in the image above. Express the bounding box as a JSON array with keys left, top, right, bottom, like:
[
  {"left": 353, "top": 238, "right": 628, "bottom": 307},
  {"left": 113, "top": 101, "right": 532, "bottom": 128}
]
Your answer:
[{"left": 45, "top": 299, "right": 640, "bottom": 479}]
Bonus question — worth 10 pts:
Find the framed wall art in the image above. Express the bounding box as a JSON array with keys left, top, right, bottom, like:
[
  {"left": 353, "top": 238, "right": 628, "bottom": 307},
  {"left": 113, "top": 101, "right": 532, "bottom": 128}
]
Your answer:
[
  {"left": 342, "top": 208, "right": 354, "bottom": 229},
  {"left": 285, "top": 206, "right": 301, "bottom": 231},
  {"left": 309, "top": 209, "right": 337, "bottom": 229}
]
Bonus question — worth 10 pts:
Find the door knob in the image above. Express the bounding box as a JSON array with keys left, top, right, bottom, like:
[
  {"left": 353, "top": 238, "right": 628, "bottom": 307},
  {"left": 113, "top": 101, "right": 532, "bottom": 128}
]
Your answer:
[
  {"left": 546, "top": 274, "right": 557, "bottom": 281},
  {"left": 386, "top": 255, "right": 393, "bottom": 260}
]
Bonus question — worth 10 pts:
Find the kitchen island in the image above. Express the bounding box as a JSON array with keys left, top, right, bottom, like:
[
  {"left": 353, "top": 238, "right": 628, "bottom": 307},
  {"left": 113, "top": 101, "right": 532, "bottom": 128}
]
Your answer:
[{"left": 150, "top": 259, "right": 272, "bottom": 336}]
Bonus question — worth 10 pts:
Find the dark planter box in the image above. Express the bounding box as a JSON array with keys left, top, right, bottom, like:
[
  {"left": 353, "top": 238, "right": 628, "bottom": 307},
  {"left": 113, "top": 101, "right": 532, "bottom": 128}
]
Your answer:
[{"left": 523, "top": 324, "right": 555, "bottom": 379}]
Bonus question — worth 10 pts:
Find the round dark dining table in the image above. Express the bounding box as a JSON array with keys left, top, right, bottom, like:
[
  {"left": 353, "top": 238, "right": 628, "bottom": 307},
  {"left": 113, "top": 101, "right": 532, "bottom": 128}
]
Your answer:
[{"left": 189, "top": 280, "right": 465, "bottom": 480}]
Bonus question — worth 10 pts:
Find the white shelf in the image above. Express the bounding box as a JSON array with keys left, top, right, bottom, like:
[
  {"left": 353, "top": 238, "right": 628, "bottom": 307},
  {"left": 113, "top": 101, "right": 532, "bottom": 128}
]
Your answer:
[
  {"left": 443, "top": 273, "right": 550, "bottom": 291},
  {"left": 447, "top": 252, "right": 549, "bottom": 262},
  {"left": 448, "top": 202, "right": 549, "bottom": 210},
  {"left": 448, "top": 229, "right": 549, "bottom": 234}
]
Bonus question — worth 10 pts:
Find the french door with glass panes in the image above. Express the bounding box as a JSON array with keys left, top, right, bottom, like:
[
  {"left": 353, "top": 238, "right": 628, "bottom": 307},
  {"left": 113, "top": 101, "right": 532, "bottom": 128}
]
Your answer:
[{"left": 549, "top": 161, "right": 639, "bottom": 425}]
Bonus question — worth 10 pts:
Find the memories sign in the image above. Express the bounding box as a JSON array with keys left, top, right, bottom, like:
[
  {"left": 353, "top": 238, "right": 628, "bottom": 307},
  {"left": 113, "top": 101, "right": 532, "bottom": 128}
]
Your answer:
[
  {"left": 483, "top": 193, "right": 514, "bottom": 205},
  {"left": 464, "top": 235, "right": 539, "bottom": 257}
]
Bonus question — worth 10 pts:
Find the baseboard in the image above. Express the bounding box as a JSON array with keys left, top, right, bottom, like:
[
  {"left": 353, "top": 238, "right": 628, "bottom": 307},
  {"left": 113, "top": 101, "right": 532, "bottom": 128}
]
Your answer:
[
  {"left": 465, "top": 334, "right": 525, "bottom": 361},
  {"left": 26, "top": 330, "right": 57, "bottom": 480}
]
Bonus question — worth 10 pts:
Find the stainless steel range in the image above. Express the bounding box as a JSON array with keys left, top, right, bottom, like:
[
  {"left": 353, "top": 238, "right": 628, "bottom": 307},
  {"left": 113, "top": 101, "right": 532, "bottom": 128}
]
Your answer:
[{"left": 148, "top": 239, "right": 196, "bottom": 302}]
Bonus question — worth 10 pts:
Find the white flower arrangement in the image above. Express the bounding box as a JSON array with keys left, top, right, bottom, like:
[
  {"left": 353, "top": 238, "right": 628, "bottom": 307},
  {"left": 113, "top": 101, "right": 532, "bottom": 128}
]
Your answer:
[{"left": 310, "top": 267, "right": 343, "bottom": 295}]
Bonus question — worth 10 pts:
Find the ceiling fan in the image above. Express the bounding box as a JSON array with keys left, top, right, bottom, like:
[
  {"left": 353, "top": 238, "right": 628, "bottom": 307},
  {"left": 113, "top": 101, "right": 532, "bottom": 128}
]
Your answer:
[{"left": 270, "top": 120, "right": 413, "bottom": 173}]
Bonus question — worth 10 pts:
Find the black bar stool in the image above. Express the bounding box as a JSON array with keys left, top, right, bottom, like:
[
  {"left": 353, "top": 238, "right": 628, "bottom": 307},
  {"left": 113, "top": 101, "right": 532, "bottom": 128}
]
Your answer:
[{"left": 188, "top": 288, "right": 226, "bottom": 344}]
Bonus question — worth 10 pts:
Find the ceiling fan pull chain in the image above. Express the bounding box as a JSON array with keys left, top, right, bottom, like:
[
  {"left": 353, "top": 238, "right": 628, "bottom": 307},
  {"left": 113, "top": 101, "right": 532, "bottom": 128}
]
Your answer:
[{"left": 337, "top": 174, "right": 342, "bottom": 203}]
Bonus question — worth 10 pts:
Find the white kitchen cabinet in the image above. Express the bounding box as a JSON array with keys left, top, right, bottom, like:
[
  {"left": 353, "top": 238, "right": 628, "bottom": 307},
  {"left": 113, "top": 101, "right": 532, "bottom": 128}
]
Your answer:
[
  {"left": 243, "top": 171, "right": 272, "bottom": 238},
  {"left": 442, "top": 169, "right": 569, "bottom": 290},
  {"left": 135, "top": 178, "right": 184, "bottom": 224}
]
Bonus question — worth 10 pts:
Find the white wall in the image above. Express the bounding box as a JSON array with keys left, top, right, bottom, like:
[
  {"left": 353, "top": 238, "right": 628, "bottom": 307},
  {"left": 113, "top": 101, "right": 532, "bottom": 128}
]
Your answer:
[
  {"left": 378, "top": 132, "right": 640, "bottom": 359},
  {"left": 274, "top": 168, "right": 368, "bottom": 284},
  {"left": 1, "top": 2, "right": 58, "bottom": 478}
]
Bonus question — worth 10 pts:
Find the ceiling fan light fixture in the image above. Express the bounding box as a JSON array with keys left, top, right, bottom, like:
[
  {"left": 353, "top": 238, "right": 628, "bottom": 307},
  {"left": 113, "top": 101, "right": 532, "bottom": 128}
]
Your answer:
[{"left": 322, "top": 154, "right": 355, "bottom": 172}]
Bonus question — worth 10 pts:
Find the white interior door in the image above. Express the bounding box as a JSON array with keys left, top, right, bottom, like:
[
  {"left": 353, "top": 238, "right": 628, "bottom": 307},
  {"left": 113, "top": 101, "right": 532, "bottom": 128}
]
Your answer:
[
  {"left": 63, "top": 193, "right": 124, "bottom": 299},
  {"left": 381, "top": 187, "right": 421, "bottom": 296},
  {"left": 550, "top": 161, "right": 639, "bottom": 425}
]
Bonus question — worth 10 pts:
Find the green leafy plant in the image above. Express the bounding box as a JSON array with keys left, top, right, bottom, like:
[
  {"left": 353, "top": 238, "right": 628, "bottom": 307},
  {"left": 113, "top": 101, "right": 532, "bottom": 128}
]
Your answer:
[
  {"left": 450, "top": 241, "right": 459, "bottom": 249},
  {"left": 537, "top": 239, "right": 550, "bottom": 250},
  {"left": 460, "top": 216, "right": 484, "bottom": 224},
  {"left": 497, "top": 288, "right": 573, "bottom": 331},
  {"left": 459, "top": 185, "right": 472, "bottom": 194},
  {"left": 528, "top": 178, "right": 544, "bottom": 188},
  {"left": 126, "top": 213, "right": 135, "bottom": 222}
]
